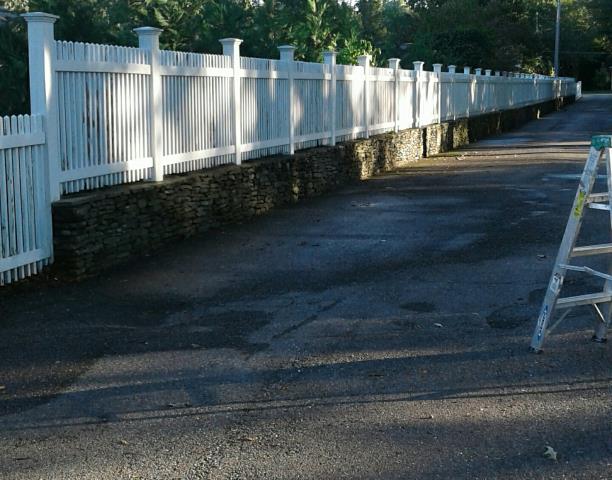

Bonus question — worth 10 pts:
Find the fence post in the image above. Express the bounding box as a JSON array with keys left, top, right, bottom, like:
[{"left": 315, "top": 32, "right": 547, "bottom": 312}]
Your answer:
[
  {"left": 279, "top": 45, "right": 296, "bottom": 153},
  {"left": 413, "top": 61, "right": 424, "bottom": 128},
  {"left": 463, "top": 67, "right": 472, "bottom": 117},
  {"left": 22, "top": 12, "right": 61, "bottom": 202},
  {"left": 447, "top": 65, "right": 456, "bottom": 120},
  {"left": 388, "top": 58, "right": 400, "bottom": 132},
  {"left": 135, "top": 27, "right": 164, "bottom": 182},
  {"left": 220, "top": 38, "right": 243, "bottom": 165},
  {"left": 323, "top": 50, "right": 337, "bottom": 145},
  {"left": 433, "top": 64, "right": 443, "bottom": 124},
  {"left": 357, "top": 55, "right": 371, "bottom": 138}
]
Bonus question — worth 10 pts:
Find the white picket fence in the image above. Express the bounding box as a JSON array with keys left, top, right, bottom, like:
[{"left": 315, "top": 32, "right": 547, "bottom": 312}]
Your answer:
[
  {"left": 0, "top": 114, "right": 52, "bottom": 285},
  {"left": 0, "top": 12, "right": 579, "bottom": 284},
  {"left": 45, "top": 25, "right": 577, "bottom": 196}
]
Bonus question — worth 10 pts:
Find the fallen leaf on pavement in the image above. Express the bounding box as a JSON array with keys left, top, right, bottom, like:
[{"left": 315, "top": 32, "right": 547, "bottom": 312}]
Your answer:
[
  {"left": 167, "top": 402, "right": 192, "bottom": 409},
  {"left": 543, "top": 446, "right": 557, "bottom": 461}
]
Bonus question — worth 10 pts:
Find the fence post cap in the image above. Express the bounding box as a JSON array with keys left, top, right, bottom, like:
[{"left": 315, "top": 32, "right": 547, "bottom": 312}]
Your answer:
[
  {"left": 133, "top": 26, "right": 162, "bottom": 36},
  {"left": 279, "top": 45, "right": 296, "bottom": 61},
  {"left": 21, "top": 12, "right": 59, "bottom": 23},
  {"left": 357, "top": 55, "right": 371, "bottom": 70},
  {"left": 432, "top": 63, "right": 443, "bottom": 73},
  {"left": 219, "top": 38, "right": 243, "bottom": 46},
  {"left": 220, "top": 38, "right": 242, "bottom": 57},
  {"left": 278, "top": 45, "right": 296, "bottom": 52},
  {"left": 323, "top": 50, "right": 337, "bottom": 68},
  {"left": 412, "top": 61, "right": 424, "bottom": 71},
  {"left": 388, "top": 58, "right": 401, "bottom": 69}
]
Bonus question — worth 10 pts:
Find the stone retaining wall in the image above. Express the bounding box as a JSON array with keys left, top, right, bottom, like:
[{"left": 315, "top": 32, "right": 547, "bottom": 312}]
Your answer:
[{"left": 52, "top": 96, "right": 575, "bottom": 279}]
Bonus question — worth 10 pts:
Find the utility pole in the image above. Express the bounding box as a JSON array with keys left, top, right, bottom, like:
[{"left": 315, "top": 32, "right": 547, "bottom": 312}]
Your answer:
[{"left": 554, "top": 0, "right": 561, "bottom": 77}]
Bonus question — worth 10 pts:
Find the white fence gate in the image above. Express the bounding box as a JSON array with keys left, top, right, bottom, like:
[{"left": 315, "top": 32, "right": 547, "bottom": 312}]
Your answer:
[
  {"left": 0, "top": 11, "right": 579, "bottom": 285},
  {"left": 0, "top": 114, "right": 52, "bottom": 285}
]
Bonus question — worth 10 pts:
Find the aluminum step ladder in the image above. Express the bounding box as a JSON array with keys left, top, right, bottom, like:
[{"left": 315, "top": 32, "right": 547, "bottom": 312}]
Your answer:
[{"left": 531, "top": 135, "right": 612, "bottom": 352}]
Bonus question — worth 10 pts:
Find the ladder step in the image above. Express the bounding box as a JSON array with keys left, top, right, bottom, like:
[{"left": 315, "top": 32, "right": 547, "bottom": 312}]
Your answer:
[
  {"left": 556, "top": 292, "right": 612, "bottom": 309},
  {"left": 571, "top": 243, "right": 612, "bottom": 257},
  {"left": 586, "top": 193, "right": 609, "bottom": 203},
  {"left": 559, "top": 264, "right": 612, "bottom": 281},
  {"left": 587, "top": 203, "right": 610, "bottom": 211}
]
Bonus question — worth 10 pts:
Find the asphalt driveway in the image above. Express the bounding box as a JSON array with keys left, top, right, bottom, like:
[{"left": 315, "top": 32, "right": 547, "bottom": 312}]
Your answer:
[{"left": 0, "top": 94, "right": 611, "bottom": 479}]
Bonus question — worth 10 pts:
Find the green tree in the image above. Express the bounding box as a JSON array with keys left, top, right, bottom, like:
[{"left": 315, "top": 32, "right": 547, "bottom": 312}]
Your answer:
[
  {"left": 357, "top": 0, "right": 386, "bottom": 50},
  {"left": 1, "top": 0, "right": 612, "bottom": 114},
  {"left": 0, "top": 15, "right": 28, "bottom": 115}
]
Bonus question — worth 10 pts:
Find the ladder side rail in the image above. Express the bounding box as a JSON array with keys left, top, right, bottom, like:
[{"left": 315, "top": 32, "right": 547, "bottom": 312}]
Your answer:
[
  {"left": 531, "top": 146, "right": 604, "bottom": 351},
  {"left": 594, "top": 146, "right": 612, "bottom": 342}
]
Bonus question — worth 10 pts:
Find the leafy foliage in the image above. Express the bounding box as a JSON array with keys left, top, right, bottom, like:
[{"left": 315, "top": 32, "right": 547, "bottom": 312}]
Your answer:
[{"left": 0, "top": 0, "right": 611, "bottom": 114}]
